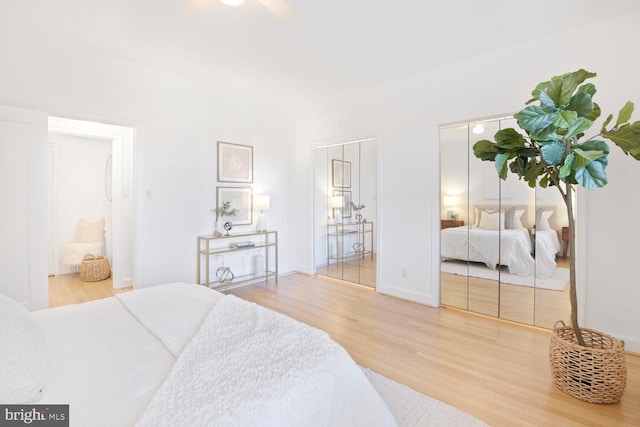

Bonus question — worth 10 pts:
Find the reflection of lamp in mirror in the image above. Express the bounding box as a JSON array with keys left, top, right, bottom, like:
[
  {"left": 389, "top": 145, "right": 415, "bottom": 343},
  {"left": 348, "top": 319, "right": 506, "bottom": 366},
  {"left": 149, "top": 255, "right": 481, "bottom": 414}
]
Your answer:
[
  {"left": 443, "top": 194, "right": 458, "bottom": 220},
  {"left": 253, "top": 195, "right": 270, "bottom": 232},
  {"left": 472, "top": 123, "right": 485, "bottom": 135},
  {"left": 330, "top": 196, "right": 345, "bottom": 223}
]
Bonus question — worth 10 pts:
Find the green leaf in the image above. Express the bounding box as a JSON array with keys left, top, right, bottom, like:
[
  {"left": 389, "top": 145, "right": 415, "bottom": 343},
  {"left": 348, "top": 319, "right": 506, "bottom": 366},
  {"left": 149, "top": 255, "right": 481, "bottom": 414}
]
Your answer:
[
  {"left": 494, "top": 128, "right": 526, "bottom": 149},
  {"left": 577, "top": 140, "right": 610, "bottom": 167},
  {"left": 603, "top": 121, "right": 640, "bottom": 160},
  {"left": 565, "top": 117, "right": 593, "bottom": 140},
  {"left": 515, "top": 105, "right": 557, "bottom": 135},
  {"left": 495, "top": 153, "right": 510, "bottom": 179},
  {"left": 600, "top": 113, "right": 613, "bottom": 133},
  {"left": 528, "top": 81, "right": 549, "bottom": 104},
  {"left": 568, "top": 92, "right": 594, "bottom": 118},
  {"left": 585, "top": 102, "right": 601, "bottom": 122},
  {"left": 509, "top": 156, "right": 527, "bottom": 176},
  {"left": 545, "top": 70, "right": 596, "bottom": 107},
  {"left": 524, "top": 161, "right": 544, "bottom": 186},
  {"left": 559, "top": 153, "right": 575, "bottom": 178},
  {"left": 542, "top": 141, "right": 565, "bottom": 165},
  {"left": 538, "top": 90, "right": 556, "bottom": 109},
  {"left": 577, "top": 83, "right": 596, "bottom": 98},
  {"left": 539, "top": 174, "right": 550, "bottom": 188},
  {"left": 553, "top": 109, "right": 578, "bottom": 128},
  {"left": 575, "top": 161, "right": 608, "bottom": 190},
  {"left": 473, "top": 139, "right": 499, "bottom": 161},
  {"left": 615, "top": 101, "right": 634, "bottom": 128},
  {"left": 573, "top": 148, "right": 604, "bottom": 169}
]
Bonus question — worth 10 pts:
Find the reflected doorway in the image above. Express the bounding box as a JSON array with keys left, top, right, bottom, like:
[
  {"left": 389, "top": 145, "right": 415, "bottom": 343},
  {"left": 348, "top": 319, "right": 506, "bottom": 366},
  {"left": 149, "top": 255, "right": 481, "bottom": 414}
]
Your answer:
[{"left": 313, "top": 138, "right": 378, "bottom": 288}]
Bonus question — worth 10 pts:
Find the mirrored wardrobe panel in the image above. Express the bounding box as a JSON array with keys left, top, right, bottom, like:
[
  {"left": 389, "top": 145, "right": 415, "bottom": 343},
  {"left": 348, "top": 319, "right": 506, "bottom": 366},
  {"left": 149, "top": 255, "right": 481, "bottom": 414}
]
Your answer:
[
  {"left": 440, "top": 117, "right": 570, "bottom": 328},
  {"left": 313, "top": 139, "right": 377, "bottom": 288}
]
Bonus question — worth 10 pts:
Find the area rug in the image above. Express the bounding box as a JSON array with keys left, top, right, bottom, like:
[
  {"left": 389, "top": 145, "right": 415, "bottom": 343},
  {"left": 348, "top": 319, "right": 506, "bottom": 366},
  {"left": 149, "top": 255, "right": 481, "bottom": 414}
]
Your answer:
[
  {"left": 363, "top": 368, "right": 488, "bottom": 427},
  {"left": 441, "top": 260, "right": 568, "bottom": 291}
]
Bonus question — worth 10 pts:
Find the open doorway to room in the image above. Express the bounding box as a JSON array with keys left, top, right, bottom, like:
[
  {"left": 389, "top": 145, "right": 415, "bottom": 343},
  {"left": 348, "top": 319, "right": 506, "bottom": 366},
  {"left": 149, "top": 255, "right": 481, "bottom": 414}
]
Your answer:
[{"left": 47, "top": 117, "right": 135, "bottom": 307}]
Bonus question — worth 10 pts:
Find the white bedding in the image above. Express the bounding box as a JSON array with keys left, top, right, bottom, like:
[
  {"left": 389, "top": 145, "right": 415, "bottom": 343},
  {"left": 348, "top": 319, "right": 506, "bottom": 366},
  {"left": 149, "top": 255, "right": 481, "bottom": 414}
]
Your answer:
[
  {"left": 441, "top": 226, "right": 559, "bottom": 279},
  {"left": 32, "top": 283, "right": 396, "bottom": 427}
]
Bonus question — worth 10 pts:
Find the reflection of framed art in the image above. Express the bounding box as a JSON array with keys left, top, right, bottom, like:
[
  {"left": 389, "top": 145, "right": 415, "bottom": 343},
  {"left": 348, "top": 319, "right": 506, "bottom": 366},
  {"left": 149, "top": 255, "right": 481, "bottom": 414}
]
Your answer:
[
  {"left": 333, "top": 189, "right": 352, "bottom": 218},
  {"left": 217, "top": 141, "right": 253, "bottom": 183},
  {"left": 332, "top": 159, "right": 351, "bottom": 188},
  {"left": 216, "top": 186, "right": 253, "bottom": 225}
]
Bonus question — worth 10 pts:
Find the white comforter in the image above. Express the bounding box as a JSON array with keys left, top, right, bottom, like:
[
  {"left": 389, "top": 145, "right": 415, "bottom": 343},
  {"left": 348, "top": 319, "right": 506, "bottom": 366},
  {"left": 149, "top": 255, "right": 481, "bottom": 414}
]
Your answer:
[
  {"left": 34, "top": 283, "right": 396, "bottom": 427},
  {"left": 441, "top": 226, "right": 559, "bottom": 279}
]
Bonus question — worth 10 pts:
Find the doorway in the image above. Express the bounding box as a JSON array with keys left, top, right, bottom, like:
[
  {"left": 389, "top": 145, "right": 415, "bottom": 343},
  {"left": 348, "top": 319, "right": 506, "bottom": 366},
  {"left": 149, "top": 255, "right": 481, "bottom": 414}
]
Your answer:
[
  {"left": 312, "top": 138, "right": 378, "bottom": 288},
  {"left": 47, "top": 117, "right": 135, "bottom": 293}
]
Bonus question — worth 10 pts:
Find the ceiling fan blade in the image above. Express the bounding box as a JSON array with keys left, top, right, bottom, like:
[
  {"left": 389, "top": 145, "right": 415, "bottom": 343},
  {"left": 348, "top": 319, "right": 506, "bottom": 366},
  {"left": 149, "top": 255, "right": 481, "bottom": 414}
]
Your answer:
[
  {"left": 256, "top": 0, "right": 296, "bottom": 22},
  {"left": 188, "top": 0, "right": 215, "bottom": 13}
]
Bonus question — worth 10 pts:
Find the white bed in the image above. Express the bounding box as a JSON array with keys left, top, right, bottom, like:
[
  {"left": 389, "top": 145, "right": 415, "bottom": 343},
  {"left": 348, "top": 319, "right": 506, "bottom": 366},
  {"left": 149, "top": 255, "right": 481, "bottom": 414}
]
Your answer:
[
  {"left": 441, "top": 209, "right": 562, "bottom": 279},
  {"left": 3, "top": 283, "right": 397, "bottom": 427}
]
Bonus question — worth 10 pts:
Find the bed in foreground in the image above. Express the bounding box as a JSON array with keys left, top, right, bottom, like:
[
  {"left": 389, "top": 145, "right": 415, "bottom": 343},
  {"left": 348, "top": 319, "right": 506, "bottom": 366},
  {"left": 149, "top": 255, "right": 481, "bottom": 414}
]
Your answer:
[{"left": 2, "top": 283, "right": 397, "bottom": 426}]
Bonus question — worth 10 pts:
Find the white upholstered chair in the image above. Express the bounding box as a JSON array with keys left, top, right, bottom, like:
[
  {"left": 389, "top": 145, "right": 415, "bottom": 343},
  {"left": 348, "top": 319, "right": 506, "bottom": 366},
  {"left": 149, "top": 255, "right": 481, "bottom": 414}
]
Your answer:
[{"left": 61, "top": 218, "right": 105, "bottom": 272}]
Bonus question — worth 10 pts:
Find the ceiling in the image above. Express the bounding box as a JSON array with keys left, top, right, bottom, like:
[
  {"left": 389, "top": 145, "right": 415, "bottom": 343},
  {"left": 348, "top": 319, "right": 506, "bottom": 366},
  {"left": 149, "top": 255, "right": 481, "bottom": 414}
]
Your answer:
[{"left": 2, "top": 0, "right": 640, "bottom": 102}]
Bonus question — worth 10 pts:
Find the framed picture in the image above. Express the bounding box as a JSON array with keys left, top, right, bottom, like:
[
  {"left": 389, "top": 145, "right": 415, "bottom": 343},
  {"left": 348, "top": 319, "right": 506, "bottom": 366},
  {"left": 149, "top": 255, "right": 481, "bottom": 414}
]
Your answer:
[
  {"left": 333, "top": 189, "right": 352, "bottom": 218},
  {"left": 217, "top": 141, "right": 253, "bottom": 183},
  {"left": 216, "top": 186, "right": 253, "bottom": 225},
  {"left": 332, "top": 159, "right": 351, "bottom": 188}
]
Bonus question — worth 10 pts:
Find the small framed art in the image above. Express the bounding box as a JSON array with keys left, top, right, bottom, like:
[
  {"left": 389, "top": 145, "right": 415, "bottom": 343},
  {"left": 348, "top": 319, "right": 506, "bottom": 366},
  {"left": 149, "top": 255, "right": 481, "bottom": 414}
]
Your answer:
[
  {"left": 332, "top": 159, "right": 351, "bottom": 188},
  {"left": 217, "top": 141, "right": 253, "bottom": 183},
  {"left": 216, "top": 186, "right": 253, "bottom": 225}
]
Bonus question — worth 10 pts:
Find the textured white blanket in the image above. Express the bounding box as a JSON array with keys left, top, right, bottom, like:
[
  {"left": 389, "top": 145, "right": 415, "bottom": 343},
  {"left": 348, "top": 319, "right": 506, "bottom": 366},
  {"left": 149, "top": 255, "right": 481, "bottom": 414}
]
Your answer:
[{"left": 135, "top": 294, "right": 339, "bottom": 427}]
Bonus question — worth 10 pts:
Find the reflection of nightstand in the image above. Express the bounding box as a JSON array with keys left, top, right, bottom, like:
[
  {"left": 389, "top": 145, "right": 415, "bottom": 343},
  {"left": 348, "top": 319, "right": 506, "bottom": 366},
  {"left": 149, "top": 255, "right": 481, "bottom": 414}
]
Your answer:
[
  {"left": 561, "top": 227, "right": 569, "bottom": 258},
  {"left": 441, "top": 220, "right": 464, "bottom": 229}
]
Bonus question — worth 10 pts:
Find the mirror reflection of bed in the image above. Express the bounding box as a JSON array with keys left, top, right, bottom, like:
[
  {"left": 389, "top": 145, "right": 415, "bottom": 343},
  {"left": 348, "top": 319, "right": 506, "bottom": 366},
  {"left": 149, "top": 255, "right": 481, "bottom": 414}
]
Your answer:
[{"left": 439, "top": 117, "right": 571, "bottom": 329}]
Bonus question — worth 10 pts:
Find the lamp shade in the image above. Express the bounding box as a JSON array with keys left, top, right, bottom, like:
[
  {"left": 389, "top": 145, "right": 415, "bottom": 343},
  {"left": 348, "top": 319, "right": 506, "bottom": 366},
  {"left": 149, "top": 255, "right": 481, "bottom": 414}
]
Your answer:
[
  {"left": 254, "top": 195, "right": 270, "bottom": 211},
  {"left": 330, "top": 196, "right": 344, "bottom": 208},
  {"left": 443, "top": 195, "right": 458, "bottom": 207}
]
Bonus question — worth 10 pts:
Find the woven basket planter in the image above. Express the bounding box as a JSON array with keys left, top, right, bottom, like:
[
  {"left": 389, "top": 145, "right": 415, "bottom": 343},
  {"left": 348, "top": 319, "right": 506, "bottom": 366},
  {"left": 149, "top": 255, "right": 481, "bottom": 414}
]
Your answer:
[
  {"left": 80, "top": 255, "right": 111, "bottom": 282},
  {"left": 550, "top": 321, "right": 627, "bottom": 404}
]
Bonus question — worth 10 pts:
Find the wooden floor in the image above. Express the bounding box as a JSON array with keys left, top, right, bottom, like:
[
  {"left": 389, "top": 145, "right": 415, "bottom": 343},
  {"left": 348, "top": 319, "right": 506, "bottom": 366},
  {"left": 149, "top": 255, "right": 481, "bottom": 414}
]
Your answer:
[
  {"left": 317, "top": 255, "right": 376, "bottom": 289},
  {"left": 48, "top": 274, "right": 131, "bottom": 307},
  {"left": 228, "top": 273, "right": 640, "bottom": 427}
]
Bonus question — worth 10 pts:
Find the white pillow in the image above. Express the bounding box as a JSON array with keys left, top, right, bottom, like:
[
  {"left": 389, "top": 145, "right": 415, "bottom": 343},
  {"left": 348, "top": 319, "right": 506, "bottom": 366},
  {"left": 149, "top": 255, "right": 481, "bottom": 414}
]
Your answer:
[
  {"left": 474, "top": 208, "right": 480, "bottom": 227},
  {"left": 0, "top": 294, "right": 46, "bottom": 403},
  {"left": 478, "top": 210, "right": 505, "bottom": 230},
  {"left": 511, "top": 209, "right": 526, "bottom": 229},
  {"left": 75, "top": 218, "right": 104, "bottom": 243},
  {"left": 537, "top": 210, "right": 553, "bottom": 230}
]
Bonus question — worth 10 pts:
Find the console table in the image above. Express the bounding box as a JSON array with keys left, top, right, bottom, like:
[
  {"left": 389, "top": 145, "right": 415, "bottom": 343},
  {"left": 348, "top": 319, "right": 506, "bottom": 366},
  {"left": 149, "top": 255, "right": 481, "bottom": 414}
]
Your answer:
[
  {"left": 327, "top": 221, "right": 374, "bottom": 263},
  {"left": 197, "top": 231, "right": 278, "bottom": 290}
]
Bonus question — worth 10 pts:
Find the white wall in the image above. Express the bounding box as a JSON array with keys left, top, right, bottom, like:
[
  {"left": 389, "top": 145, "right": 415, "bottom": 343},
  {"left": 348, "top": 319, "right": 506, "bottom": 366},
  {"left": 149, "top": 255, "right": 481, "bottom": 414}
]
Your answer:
[
  {"left": 293, "top": 11, "right": 640, "bottom": 351},
  {"left": 49, "top": 133, "right": 111, "bottom": 274},
  {"left": 0, "top": 34, "right": 297, "bottom": 291}
]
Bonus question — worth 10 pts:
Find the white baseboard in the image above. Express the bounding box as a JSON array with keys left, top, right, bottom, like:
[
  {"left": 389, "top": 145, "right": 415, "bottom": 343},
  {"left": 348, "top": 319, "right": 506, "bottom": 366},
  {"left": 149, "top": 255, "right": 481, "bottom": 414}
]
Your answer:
[{"left": 376, "top": 283, "right": 438, "bottom": 307}]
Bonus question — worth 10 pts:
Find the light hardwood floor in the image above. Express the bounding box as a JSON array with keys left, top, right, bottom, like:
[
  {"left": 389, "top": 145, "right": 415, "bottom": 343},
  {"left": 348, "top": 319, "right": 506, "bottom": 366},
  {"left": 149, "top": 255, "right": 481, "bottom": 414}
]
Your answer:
[
  {"left": 48, "top": 274, "right": 131, "bottom": 307},
  {"left": 228, "top": 273, "right": 640, "bottom": 427}
]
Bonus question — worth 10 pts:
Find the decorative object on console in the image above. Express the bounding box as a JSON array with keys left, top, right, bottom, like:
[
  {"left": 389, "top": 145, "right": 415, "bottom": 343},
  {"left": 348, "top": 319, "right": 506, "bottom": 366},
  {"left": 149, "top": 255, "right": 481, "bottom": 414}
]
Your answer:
[
  {"left": 215, "top": 266, "right": 234, "bottom": 284},
  {"left": 332, "top": 159, "right": 351, "bottom": 188},
  {"left": 212, "top": 200, "right": 238, "bottom": 237},
  {"left": 348, "top": 201, "right": 365, "bottom": 222},
  {"left": 223, "top": 221, "right": 233, "bottom": 236},
  {"left": 216, "top": 186, "right": 252, "bottom": 226},
  {"left": 253, "top": 194, "right": 270, "bottom": 232},
  {"left": 217, "top": 141, "right": 253, "bottom": 183},
  {"left": 473, "top": 69, "right": 640, "bottom": 404}
]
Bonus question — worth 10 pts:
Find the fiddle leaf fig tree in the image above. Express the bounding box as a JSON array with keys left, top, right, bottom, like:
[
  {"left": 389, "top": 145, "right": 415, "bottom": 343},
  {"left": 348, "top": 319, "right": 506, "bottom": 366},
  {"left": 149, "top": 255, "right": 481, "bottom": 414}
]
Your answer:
[{"left": 473, "top": 70, "right": 640, "bottom": 346}]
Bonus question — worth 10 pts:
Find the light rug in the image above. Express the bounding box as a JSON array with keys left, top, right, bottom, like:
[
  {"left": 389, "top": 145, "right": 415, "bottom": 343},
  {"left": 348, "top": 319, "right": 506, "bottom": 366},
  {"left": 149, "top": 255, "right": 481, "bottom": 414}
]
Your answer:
[
  {"left": 363, "top": 368, "right": 488, "bottom": 427},
  {"left": 441, "top": 260, "right": 569, "bottom": 291}
]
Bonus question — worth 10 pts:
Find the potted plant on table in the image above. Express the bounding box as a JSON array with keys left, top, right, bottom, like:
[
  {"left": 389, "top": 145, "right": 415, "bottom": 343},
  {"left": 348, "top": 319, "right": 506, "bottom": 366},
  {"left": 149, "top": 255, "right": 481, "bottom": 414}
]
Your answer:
[
  {"left": 473, "top": 69, "right": 640, "bottom": 403},
  {"left": 212, "top": 201, "right": 238, "bottom": 237},
  {"left": 348, "top": 201, "right": 366, "bottom": 222}
]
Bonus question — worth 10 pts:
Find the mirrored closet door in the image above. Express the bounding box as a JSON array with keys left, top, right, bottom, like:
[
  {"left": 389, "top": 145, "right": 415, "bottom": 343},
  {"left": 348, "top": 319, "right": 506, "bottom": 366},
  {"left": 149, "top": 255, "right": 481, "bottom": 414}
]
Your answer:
[
  {"left": 439, "top": 117, "right": 570, "bottom": 328},
  {"left": 313, "top": 139, "right": 377, "bottom": 288}
]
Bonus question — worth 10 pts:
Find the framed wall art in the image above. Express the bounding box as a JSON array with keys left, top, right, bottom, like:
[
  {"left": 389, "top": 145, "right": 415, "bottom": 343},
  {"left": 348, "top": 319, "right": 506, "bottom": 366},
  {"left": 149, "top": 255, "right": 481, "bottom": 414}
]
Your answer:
[
  {"left": 332, "top": 159, "right": 351, "bottom": 188},
  {"left": 216, "top": 186, "right": 253, "bottom": 225},
  {"left": 217, "top": 141, "right": 253, "bottom": 183}
]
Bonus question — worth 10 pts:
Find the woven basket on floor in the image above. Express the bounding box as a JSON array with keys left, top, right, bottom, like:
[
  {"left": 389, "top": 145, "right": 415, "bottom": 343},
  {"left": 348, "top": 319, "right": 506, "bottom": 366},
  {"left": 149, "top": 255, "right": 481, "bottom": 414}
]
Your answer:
[
  {"left": 80, "top": 255, "right": 111, "bottom": 282},
  {"left": 550, "top": 321, "right": 626, "bottom": 404}
]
